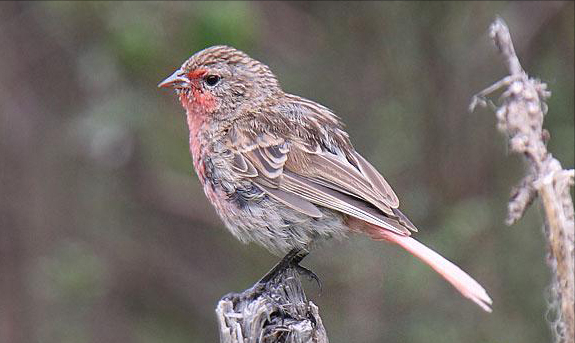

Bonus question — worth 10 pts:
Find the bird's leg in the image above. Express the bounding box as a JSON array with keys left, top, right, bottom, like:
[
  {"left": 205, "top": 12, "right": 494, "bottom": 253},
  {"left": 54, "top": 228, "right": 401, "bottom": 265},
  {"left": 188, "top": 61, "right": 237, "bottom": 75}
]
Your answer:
[
  {"left": 222, "top": 249, "right": 321, "bottom": 304},
  {"left": 258, "top": 249, "right": 321, "bottom": 290},
  {"left": 258, "top": 248, "right": 306, "bottom": 284}
]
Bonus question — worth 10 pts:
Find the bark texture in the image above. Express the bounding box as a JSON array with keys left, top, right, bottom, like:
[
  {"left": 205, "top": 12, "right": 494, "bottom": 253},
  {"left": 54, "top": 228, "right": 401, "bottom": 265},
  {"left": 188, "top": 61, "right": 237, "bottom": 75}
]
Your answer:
[{"left": 216, "top": 268, "right": 328, "bottom": 343}]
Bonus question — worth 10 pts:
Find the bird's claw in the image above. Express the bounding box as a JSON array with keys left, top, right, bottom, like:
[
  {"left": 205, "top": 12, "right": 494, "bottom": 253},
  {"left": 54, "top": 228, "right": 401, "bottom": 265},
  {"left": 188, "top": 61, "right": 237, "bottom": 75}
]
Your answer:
[{"left": 294, "top": 264, "right": 322, "bottom": 293}]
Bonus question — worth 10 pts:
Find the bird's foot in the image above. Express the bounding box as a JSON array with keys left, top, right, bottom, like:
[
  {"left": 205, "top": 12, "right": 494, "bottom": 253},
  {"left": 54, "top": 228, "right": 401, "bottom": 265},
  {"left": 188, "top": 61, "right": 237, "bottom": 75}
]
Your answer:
[
  {"left": 223, "top": 249, "right": 321, "bottom": 305},
  {"left": 258, "top": 248, "right": 322, "bottom": 290}
]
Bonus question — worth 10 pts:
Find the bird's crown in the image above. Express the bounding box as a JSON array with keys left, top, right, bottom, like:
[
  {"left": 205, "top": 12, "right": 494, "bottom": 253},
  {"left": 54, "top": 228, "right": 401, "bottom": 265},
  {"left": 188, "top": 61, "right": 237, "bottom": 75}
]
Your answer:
[{"left": 179, "top": 46, "right": 277, "bottom": 86}]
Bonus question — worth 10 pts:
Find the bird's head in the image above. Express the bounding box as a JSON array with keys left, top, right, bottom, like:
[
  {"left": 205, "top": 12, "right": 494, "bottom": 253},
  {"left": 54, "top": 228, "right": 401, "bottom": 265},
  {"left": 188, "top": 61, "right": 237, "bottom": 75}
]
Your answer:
[{"left": 159, "top": 45, "right": 280, "bottom": 117}]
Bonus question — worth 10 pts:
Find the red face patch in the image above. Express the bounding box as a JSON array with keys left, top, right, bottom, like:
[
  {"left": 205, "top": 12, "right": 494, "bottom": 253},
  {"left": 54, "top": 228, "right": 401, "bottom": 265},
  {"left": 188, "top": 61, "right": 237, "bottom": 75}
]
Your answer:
[
  {"left": 187, "top": 68, "right": 208, "bottom": 80},
  {"left": 179, "top": 68, "right": 217, "bottom": 113},
  {"left": 191, "top": 87, "right": 217, "bottom": 113}
]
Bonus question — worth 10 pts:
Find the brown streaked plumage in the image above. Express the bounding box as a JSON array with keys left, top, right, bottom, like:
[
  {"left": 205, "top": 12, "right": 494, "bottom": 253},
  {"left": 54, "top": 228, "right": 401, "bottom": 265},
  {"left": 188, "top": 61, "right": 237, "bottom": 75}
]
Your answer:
[{"left": 159, "top": 45, "right": 492, "bottom": 312}]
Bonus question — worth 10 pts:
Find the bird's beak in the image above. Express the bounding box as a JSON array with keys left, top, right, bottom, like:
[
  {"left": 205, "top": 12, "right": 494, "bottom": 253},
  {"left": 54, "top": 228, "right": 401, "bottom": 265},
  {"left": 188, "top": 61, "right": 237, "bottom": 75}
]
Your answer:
[{"left": 158, "top": 69, "right": 190, "bottom": 88}]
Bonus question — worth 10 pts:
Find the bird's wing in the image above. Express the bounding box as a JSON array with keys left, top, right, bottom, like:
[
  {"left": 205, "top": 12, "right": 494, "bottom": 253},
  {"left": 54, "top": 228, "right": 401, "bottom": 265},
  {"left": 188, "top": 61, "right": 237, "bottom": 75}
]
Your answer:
[{"left": 228, "top": 126, "right": 416, "bottom": 236}]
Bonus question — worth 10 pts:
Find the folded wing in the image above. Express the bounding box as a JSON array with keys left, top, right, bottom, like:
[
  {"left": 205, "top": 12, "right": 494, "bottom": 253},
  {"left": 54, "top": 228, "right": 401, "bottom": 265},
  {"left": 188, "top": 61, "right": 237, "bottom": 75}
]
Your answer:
[{"left": 228, "top": 130, "right": 415, "bottom": 236}]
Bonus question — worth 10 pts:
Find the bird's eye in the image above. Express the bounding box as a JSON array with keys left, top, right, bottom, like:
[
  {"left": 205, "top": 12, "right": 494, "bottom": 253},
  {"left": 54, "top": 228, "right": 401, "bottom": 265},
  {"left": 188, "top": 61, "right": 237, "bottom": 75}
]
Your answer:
[{"left": 205, "top": 75, "right": 220, "bottom": 86}]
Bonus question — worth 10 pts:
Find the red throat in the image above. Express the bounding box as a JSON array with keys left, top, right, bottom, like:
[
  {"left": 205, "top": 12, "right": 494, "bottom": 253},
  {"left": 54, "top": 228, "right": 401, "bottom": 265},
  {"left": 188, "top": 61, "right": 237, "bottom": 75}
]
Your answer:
[
  {"left": 180, "top": 84, "right": 214, "bottom": 180},
  {"left": 185, "top": 108, "right": 207, "bottom": 180},
  {"left": 182, "top": 88, "right": 217, "bottom": 113}
]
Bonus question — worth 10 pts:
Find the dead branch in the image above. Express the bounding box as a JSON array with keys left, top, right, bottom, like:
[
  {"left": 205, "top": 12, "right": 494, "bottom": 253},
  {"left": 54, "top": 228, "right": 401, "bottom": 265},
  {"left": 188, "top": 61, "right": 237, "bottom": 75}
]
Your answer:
[
  {"left": 216, "top": 267, "right": 328, "bottom": 343},
  {"left": 470, "top": 17, "right": 575, "bottom": 343}
]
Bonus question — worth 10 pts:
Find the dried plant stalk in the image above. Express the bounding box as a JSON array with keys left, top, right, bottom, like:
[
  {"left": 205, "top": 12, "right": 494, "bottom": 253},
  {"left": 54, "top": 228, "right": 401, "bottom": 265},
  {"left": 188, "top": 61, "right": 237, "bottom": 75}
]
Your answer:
[{"left": 470, "top": 17, "right": 575, "bottom": 343}]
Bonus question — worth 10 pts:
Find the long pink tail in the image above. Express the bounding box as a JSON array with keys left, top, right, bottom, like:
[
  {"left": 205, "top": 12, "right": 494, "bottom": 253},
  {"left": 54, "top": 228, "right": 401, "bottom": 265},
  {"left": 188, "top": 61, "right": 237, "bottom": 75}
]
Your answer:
[{"left": 372, "top": 229, "right": 492, "bottom": 312}]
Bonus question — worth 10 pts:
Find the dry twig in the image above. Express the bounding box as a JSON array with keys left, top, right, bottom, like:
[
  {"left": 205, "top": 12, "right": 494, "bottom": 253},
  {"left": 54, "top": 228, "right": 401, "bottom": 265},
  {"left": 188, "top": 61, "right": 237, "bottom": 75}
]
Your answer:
[{"left": 470, "top": 17, "right": 575, "bottom": 343}]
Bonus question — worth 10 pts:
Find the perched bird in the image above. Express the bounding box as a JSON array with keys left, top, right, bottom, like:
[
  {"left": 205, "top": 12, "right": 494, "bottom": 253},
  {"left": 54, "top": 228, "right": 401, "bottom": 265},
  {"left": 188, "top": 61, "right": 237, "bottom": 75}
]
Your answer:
[{"left": 159, "top": 45, "right": 492, "bottom": 312}]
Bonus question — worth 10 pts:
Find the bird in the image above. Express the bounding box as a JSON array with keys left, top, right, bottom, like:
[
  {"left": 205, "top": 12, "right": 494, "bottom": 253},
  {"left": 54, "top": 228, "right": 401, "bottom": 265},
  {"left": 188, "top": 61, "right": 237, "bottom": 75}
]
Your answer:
[{"left": 158, "top": 45, "right": 492, "bottom": 312}]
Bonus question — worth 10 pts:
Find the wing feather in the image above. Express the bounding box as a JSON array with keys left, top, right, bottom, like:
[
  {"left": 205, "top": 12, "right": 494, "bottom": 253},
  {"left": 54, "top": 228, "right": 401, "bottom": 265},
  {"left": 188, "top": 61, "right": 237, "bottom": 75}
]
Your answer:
[
  {"left": 244, "top": 149, "right": 283, "bottom": 179},
  {"left": 301, "top": 153, "right": 395, "bottom": 215},
  {"left": 226, "top": 118, "right": 414, "bottom": 235},
  {"left": 257, "top": 183, "right": 323, "bottom": 218},
  {"left": 353, "top": 152, "right": 400, "bottom": 208},
  {"left": 281, "top": 171, "right": 410, "bottom": 235},
  {"left": 231, "top": 153, "right": 258, "bottom": 177}
]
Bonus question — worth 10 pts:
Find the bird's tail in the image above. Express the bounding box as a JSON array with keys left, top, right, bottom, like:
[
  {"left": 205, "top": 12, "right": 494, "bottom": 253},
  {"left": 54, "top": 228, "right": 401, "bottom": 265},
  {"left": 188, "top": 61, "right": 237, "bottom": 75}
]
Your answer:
[{"left": 363, "top": 224, "right": 492, "bottom": 312}]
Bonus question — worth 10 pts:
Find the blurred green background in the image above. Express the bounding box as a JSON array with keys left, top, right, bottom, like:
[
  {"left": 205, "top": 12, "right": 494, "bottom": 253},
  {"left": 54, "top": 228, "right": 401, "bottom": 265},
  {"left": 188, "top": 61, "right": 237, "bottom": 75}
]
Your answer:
[{"left": 0, "top": 2, "right": 573, "bottom": 343}]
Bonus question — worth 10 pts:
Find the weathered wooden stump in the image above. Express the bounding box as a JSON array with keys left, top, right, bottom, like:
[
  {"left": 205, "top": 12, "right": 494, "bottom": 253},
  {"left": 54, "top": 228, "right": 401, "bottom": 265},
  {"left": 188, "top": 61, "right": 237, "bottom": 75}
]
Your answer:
[{"left": 216, "top": 267, "right": 328, "bottom": 343}]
